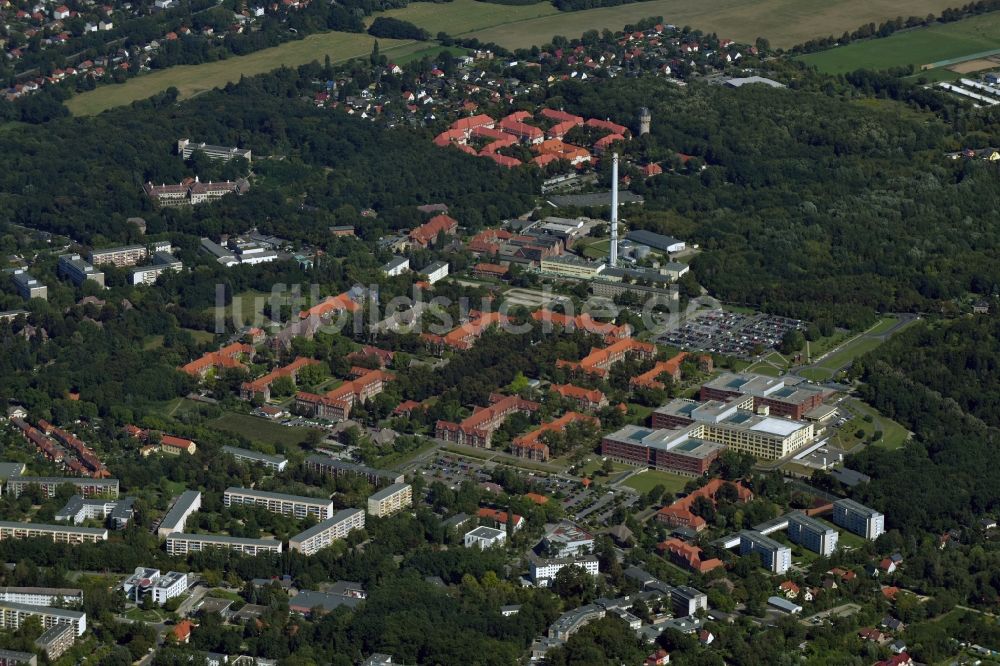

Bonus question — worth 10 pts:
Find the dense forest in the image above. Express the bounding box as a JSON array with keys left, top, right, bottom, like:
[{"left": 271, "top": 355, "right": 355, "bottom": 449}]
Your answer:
[
  {"left": 547, "top": 75, "right": 1000, "bottom": 327},
  {"left": 0, "top": 62, "right": 538, "bottom": 245}
]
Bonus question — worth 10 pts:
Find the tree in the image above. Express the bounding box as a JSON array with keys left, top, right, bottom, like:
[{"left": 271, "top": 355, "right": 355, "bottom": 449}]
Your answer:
[{"left": 551, "top": 564, "right": 594, "bottom": 603}]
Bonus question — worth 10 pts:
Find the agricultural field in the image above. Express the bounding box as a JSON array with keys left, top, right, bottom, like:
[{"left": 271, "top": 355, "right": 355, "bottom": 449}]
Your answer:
[
  {"left": 376, "top": 0, "right": 559, "bottom": 37},
  {"left": 460, "top": 0, "right": 960, "bottom": 51},
  {"left": 798, "top": 11, "right": 1000, "bottom": 74},
  {"left": 66, "top": 32, "right": 417, "bottom": 116}
]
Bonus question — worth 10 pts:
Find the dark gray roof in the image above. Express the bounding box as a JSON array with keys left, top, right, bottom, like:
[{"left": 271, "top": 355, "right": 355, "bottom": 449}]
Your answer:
[{"left": 625, "top": 230, "right": 683, "bottom": 251}]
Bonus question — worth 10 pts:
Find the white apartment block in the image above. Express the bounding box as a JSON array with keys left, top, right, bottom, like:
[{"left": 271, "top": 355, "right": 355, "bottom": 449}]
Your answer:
[
  {"left": 222, "top": 446, "right": 288, "bottom": 472},
  {"left": 833, "top": 498, "right": 885, "bottom": 540},
  {"left": 0, "top": 521, "right": 108, "bottom": 544},
  {"left": 530, "top": 556, "right": 600, "bottom": 586},
  {"left": 224, "top": 488, "right": 334, "bottom": 520},
  {"left": 288, "top": 508, "right": 366, "bottom": 555},
  {"left": 177, "top": 139, "right": 252, "bottom": 162},
  {"left": 5, "top": 477, "right": 119, "bottom": 499},
  {"left": 0, "top": 587, "right": 83, "bottom": 608},
  {"left": 157, "top": 490, "right": 202, "bottom": 539},
  {"left": 165, "top": 533, "right": 282, "bottom": 556},
  {"left": 89, "top": 245, "right": 148, "bottom": 268},
  {"left": 0, "top": 602, "right": 86, "bottom": 636},
  {"left": 367, "top": 483, "right": 412, "bottom": 518}
]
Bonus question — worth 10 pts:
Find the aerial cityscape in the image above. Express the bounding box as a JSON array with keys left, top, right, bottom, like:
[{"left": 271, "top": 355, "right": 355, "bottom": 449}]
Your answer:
[{"left": 1, "top": 0, "right": 1000, "bottom": 663}]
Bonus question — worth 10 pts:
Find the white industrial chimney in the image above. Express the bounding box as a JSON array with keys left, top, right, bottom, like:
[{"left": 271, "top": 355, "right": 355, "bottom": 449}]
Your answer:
[{"left": 609, "top": 152, "right": 619, "bottom": 267}]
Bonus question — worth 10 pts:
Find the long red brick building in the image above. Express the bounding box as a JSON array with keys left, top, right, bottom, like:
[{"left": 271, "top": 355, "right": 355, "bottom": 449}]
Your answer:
[{"left": 436, "top": 393, "right": 539, "bottom": 448}]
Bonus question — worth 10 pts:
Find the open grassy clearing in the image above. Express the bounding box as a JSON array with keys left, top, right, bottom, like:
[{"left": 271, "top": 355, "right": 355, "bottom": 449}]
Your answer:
[
  {"left": 461, "top": 0, "right": 960, "bottom": 51},
  {"left": 798, "top": 11, "right": 1000, "bottom": 74},
  {"left": 210, "top": 411, "right": 318, "bottom": 447},
  {"left": 621, "top": 468, "right": 689, "bottom": 496},
  {"left": 67, "top": 32, "right": 417, "bottom": 116},
  {"left": 845, "top": 398, "right": 909, "bottom": 450},
  {"left": 814, "top": 336, "right": 883, "bottom": 372},
  {"left": 867, "top": 316, "right": 900, "bottom": 335}
]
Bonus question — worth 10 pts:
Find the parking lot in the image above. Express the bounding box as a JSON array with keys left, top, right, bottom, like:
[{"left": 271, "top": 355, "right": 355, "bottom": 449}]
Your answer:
[
  {"left": 415, "top": 453, "right": 635, "bottom": 526},
  {"left": 659, "top": 309, "right": 805, "bottom": 359}
]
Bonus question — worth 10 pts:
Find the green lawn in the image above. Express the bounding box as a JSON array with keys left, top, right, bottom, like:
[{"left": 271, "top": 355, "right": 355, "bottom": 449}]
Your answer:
[
  {"left": 814, "top": 336, "right": 884, "bottom": 373},
  {"left": 868, "top": 316, "right": 900, "bottom": 336},
  {"left": 210, "top": 412, "right": 318, "bottom": 447},
  {"left": 124, "top": 608, "right": 168, "bottom": 622},
  {"left": 746, "top": 352, "right": 789, "bottom": 376},
  {"left": 183, "top": 328, "right": 216, "bottom": 344},
  {"left": 798, "top": 12, "right": 1000, "bottom": 74},
  {"left": 621, "top": 469, "right": 690, "bottom": 496},
  {"left": 798, "top": 367, "right": 834, "bottom": 382},
  {"left": 207, "top": 588, "right": 243, "bottom": 602},
  {"left": 580, "top": 238, "right": 611, "bottom": 260},
  {"left": 66, "top": 32, "right": 418, "bottom": 115},
  {"left": 845, "top": 398, "right": 910, "bottom": 450}
]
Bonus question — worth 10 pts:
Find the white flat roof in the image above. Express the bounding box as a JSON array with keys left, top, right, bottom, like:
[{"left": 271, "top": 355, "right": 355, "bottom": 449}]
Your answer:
[{"left": 750, "top": 417, "right": 805, "bottom": 437}]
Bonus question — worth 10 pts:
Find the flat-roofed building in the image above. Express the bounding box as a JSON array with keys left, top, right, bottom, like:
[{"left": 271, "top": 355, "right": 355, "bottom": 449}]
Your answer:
[
  {"left": 177, "top": 139, "right": 252, "bottom": 162},
  {"left": 304, "top": 455, "right": 403, "bottom": 487},
  {"left": 131, "top": 252, "right": 183, "bottom": 285},
  {"left": 463, "top": 525, "right": 506, "bottom": 549},
  {"left": 539, "top": 255, "right": 606, "bottom": 280},
  {"left": 34, "top": 622, "right": 75, "bottom": 660},
  {"left": 833, "top": 498, "right": 885, "bottom": 540},
  {"left": 224, "top": 487, "right": 334, "bottom": 520},
  {"left": 288, "top": 508, "right": 365, "bottom": 555},
  {"left": 530, "top": 555, "right": 599, "bottom": 586},
  {"left": 382, "top": 256, "right": 409, "bottom": 277},
  {"left": 601, "top": 425, "right": 725, "bottom": 476},
  {"left": 57, "top": 254, "right": 105, "bottom": 288},
  {"left": 0, "top": 587, "right": 83, "bottom": 607},
  {"left": 652, "top": 397, "right": 815, "bottom": 460},
  {"left": 418, "top": 261, "right": 449, "bottom": 285},
  {"left": 787, "top": 512, "right": 838, "bottom": 555},
  {"left": 11, "top": 269, "right": 46, "bottom": 301},
  {"left": 165, "top": 533, "right": 282, "bottom": 556},
  {"left": 625, "top": 230, "right": 685, "bottom": 253},
  {"left": 367, "top": 483, "right": 412, "bottom": 518},
  {"left": 671, "top": 585, "right": 708, "bottom": 617},
  {"left": 223, "top": 446, "right": 288, "bottom": 472},
  {"left": 548, "top": 604, "right": 604, "bottom": 641},
  {"left": 0, "top": 601, "right": 86, "bottom": 636},
  {"left": 700, "top": 373, "right": 826, "bottom": 420},
  {"left": 0, "top": 649, "right": 36, "bottom": 665},
  {"left": 5, "top": 477, "right": 118, "bottom": 499},
  {"left": 157, "top": 490, "right": 202, "bottom": 538},
  {"left": 0, "top": 521, "right": 108, "bottom": 544},
  {"left": 121, "top": 568, "right": 188, "bottom": 605},
  {"left": 89, "top": 245, "right": 149, "bottom": 268},
  {"left": 739, "top": 530, "right": 791, "bottom": 574},
  {"left": 55, "top": 495, "right": 135, "bottom": 528}
]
